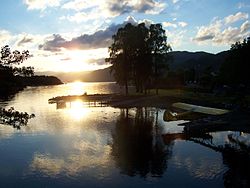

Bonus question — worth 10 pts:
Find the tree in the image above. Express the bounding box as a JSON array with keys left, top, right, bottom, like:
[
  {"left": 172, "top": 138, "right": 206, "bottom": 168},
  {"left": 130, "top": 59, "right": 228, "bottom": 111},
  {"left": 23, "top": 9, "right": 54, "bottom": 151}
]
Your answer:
[
  {"left": 148, "top": 24, "right": 172, "bottom": 94},
  {"left": 132, "top": 23, "right": 152, "bottom": 93},
  {"left": 0, "top": 45, "right": 33, "bottom": 98},
  {"left": 107, "top": 23, "right": 137, "bottom": 95},
  {"left": 0, "top": 45, "right": 32, "bottom": 77},
  {"left": 0, "top": 45, "right": 30, "bottom": 65},
  {"left": 107, "top": 23, "right": 171, "bottom": 95},
  {"left": 220, "top": 37, "right": 250, "bottom": 86},
  {"left": 13, "top": 66, "right": 34, "bottom": 77}
]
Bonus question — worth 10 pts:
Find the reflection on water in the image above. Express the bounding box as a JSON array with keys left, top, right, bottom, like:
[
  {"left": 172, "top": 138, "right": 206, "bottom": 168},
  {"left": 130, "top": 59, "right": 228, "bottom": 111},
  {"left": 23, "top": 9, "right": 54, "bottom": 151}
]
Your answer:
[
  {"left": 66, "top": 100, "right": 90, "bottom": 120},
  {"left": 111, "top": 108, "right": 170, "bottom": 177},
  {"left": 0, "top": 82, "right": 249, "bottom": 187}
]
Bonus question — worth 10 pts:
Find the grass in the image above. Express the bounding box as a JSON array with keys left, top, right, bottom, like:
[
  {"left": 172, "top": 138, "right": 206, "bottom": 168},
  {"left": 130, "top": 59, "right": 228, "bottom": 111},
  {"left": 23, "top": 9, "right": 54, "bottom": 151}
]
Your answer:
[{"left": 127, "top": 88, "right": 249, "bottom": 109}]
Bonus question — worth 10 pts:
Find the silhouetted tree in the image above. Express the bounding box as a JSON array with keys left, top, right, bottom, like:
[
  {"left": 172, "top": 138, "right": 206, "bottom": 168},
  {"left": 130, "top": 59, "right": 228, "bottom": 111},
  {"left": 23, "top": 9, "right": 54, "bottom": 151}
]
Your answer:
[
  {"left": 0, "top": 45, "right": 33, "bottom": 77},
  {"left": 133, "top": 23, "right": 152, "bottom": 93},
  {"left": 0, "top": 45, "right": 33, "bottom": 97},
  {"left": 148, "top": 24, "right": 172, "bottom": 94},
  {"left": 220, "top": 37, "right": 250, "bottom": 86},
  {"left": 107, "top": 23, "right": 136, "bottom": 95},
  {"left": 0, "top": 107, "right": 35, "bottom": 129},
  {"left": 107, "top": 23, "right": 171, "bottom": 95}
]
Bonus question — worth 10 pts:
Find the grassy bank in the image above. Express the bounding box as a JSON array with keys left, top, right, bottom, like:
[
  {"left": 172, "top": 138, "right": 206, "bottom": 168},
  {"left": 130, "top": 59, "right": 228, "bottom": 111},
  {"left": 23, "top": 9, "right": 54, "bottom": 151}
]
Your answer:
[{"left": 112, "top": 88, "right": 249, "bottom": 109}]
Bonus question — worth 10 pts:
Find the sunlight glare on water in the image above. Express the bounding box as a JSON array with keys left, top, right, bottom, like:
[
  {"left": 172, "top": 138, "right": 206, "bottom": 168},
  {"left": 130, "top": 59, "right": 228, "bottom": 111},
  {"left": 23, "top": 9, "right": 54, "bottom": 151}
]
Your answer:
[{"left": 65, "top": 100, "right": 90, "bottom": 121}]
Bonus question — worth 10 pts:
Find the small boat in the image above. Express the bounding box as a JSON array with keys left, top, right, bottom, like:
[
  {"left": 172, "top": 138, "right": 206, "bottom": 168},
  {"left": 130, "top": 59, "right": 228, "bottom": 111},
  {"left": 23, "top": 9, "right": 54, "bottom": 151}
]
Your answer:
[
  {"left": 228, "top": 133, "right": 250, "bottom": 149},
  {"left": 172, "top": 102, "right": 229, "bottom": 115},
  {"left": 163, "top": 102, "right": 229, "bottom": 122},
  {"left": 163, "top": 110, "right": 205, "bottom": 121}
]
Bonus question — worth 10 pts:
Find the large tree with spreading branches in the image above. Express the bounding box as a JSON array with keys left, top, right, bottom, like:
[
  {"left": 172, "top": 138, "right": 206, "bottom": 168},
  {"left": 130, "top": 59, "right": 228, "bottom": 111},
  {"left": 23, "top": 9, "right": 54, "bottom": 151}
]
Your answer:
[{"left": 107, "top": 23, "right": 171, "bottom": 95}]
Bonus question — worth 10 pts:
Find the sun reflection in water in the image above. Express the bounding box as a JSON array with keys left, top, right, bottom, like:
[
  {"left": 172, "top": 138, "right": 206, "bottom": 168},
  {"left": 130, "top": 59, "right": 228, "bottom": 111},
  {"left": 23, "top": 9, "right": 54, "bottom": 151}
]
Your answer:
[{"left": 66, "top": 100, "right": 89, "bottom": 121}]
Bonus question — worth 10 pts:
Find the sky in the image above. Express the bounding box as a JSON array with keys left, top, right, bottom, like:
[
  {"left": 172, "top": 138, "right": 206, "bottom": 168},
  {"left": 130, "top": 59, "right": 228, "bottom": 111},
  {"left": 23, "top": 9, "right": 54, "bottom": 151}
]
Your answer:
[{"left": 0, "top": 0, "right": 250, "bottom": 72}]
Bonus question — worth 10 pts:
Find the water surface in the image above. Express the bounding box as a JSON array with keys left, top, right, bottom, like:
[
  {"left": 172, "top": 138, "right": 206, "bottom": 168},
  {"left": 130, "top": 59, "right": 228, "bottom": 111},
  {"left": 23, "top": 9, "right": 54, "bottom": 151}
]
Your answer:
[{"left": 0, "top": 82, "right": 249, "bottom": 187}]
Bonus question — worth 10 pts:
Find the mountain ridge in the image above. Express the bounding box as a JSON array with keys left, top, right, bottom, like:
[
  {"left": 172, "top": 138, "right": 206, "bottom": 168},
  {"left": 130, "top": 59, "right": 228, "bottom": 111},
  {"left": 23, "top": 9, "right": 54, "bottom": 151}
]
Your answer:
[{"left": 36, "top": 50, "right": 229, "bottom": 82}]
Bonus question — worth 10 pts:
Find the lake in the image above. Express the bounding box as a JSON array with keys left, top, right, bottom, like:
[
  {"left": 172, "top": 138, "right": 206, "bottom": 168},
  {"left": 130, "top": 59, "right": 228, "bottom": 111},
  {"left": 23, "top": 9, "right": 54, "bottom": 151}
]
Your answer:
[{"left": 0, "top": 82, "right": 249, "bottom": 187}]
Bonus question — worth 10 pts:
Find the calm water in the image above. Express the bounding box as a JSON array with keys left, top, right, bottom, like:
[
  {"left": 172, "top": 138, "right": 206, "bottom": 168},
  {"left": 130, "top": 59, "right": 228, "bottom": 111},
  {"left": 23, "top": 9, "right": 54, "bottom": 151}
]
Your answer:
[{"left": 0, "top": 82, "right": 249, "bottom": 187}]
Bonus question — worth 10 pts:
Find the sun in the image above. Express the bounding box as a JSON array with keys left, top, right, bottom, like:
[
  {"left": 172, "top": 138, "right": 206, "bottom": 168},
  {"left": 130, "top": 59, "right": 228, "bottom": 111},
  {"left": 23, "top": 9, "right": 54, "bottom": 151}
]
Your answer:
[
  {"left": 56, "top": 49, "right": 109, "bottom": 72},
  {"left": 70, "top": 81, "right": 85, "bottom": 95}
]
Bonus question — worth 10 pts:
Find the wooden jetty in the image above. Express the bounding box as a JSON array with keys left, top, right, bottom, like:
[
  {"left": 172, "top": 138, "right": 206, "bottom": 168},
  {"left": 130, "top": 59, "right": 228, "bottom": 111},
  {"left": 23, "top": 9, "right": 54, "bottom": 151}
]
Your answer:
[{"left": 48, "top": 93, "right": 128, "bottom": 107}]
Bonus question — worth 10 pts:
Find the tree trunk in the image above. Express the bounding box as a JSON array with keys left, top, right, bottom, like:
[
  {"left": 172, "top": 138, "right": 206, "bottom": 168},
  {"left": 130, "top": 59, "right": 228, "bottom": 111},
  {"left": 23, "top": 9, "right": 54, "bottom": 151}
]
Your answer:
[
  {"left": 125, "top": 80, "right": 128, "bottom": 96},
  {"left": 156, "top": 87, "right": 158, "bottom": 95},
  {"left": 155, "top": 75, "right": 159, "bottom": 95},
  {"left": 154, "top": 55, "right": 159, "bottom": 95}
]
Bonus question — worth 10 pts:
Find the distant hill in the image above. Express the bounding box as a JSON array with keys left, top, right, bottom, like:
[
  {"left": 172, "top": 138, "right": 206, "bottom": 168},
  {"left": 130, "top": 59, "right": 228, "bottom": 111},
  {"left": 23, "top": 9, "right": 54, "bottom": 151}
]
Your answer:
[
  {"left": 17, "top": 75, "right": 63, "bottom": 86},
  {"left": 37, "top": 51, "right": 229, "bottom": 82},
  {"left": 0, "top": 74, "right": 63, "bottom": 98},
  {"left": 169, "top": 51, "right": 229, "bottom": 71},
  {"left": 37, "top": 67, "right": 114, "bottom": 83}
]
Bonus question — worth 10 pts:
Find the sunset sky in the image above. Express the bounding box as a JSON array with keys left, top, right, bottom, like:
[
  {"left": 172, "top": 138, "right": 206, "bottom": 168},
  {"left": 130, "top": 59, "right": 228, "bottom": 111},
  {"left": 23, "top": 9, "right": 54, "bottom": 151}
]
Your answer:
[{"left": 0, "top": 0, "right": 250, "bottom": 72}]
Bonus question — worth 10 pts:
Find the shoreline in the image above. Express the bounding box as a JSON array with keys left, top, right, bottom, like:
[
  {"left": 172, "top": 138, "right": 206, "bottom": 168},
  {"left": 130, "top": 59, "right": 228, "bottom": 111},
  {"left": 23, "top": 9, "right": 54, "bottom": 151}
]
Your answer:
[
  {"left": 48, "top": 92, "right": 250, "bottom": 134},
  {"left": 48, "top": 92, "right": 242, "bottom": 109}
]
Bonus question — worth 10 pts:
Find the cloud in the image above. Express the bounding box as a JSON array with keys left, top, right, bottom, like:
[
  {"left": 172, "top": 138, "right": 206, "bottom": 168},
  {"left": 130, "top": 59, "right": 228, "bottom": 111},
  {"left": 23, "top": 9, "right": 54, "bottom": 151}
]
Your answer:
[
  {"left": 60, "top": 9, "right": 111, "bottom": 23},
  {"left": 87, "top": 58, "right": 108, "bottom": 66},
  {"left": 39, "top": 34, "right": 67, "bottom": 52},
  {"left": 17, "top": 36, "right": 33, "bottom": 46},
  {"left": 64, "top": 30, "right": 114, "bottom": 50},
  {"left": 39, "top": 29, "right": 113, "bottom": 52},
  {"left": 139, "top": 19, "right": 155, "bottom": 27},
  {"left": 172, "top": 0, "right": 179, "bottom": 4},
  {"left": 24, "top": 0, "right": 61, "bottom": 10},
  {"left": 61, "top": 0, "right": 166, "bottom": 22},
  {"left": 30, "top": 131, "right": 112, "bottom": 177},
  {"left": 162, "top": 21, "right": 188, "bottom": 29},
  {"left": 240, "top": 20, "right": 250, "bottom": 33},
  {"left": 62, "top": 0, "right": 96, "bottom": 11},
  {"left": 165, "top": 29, "right": 186, "bottom": 48},
  {"left": 193, "top": 20, "right": 221, "bottom": 42},
  {"left": 0, "top": 30, "right": 12, "bottom": 45},
  {"left": 163, "top": 22, "right": 177, "bottom": 28},
  {"left": 0, "top": 30, "right": 45, "bottom": 50},
  {"left": 238, "top": 2, "right": 250, "bottom": 9},
  {"left": 178, "top": 21, "right": 188, "bottom": 27},
  {"left": 193, "top": 13, "right": 250, "bottom": 45},
  {"left": 224, "top": 12, "right": 248, "bottom": 25},
  {"left": 39, "top": 16, "right": 145, "bottom": 52},
  {"left": 193, "top": 34, "right": 215, "bottom": 42},
  {"left": 125, "top": 16, "right": 138, "bottom": 25}
]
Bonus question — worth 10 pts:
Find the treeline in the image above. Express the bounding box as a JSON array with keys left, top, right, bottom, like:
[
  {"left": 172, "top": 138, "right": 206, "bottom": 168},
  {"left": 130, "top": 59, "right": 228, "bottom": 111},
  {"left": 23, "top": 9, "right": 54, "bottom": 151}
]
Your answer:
[
  {"left": 0, "top": 73, "right": 63, "bottom": 97},
  {"left": 16, "top": 75, "right": 63, "bottom": 86},
  {"left": 220, "top": 37, "right": 250, "bottom": 87},
  {"left": 108, "top": 22, "right": 250, "bottom": 94},
  {"left": 0, "top": 45, "right": 63, "bottom": 98},
  {"left": 166, "top": 37, "right": 250, "bottom": 92}
]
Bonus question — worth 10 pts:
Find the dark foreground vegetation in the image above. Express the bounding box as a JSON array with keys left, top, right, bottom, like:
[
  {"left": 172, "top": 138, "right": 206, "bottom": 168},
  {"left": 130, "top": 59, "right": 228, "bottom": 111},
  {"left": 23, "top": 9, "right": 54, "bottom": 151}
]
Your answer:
[
  {"left": 107, "top": 23, "right": 250, "bottom": 106},
  {"left": 0, "top": 74, "right": 63, "bottom": 98},
  {"left": 0, "top": 45, "right": 63, "bottom": 98},
  {"left": 0, "top": 107, "right": 35, "bottom": 129},
  {"left": 0, "top": 45, "right": 61, "bottom": 127}
]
